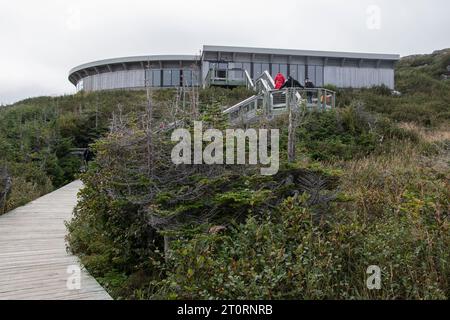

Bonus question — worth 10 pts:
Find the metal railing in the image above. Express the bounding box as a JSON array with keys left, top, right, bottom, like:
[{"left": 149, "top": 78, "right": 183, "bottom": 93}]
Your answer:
[
  {"left": 243, "top": 70, "right": 254, "bottom": 90},
  {"left": 223, "top": 95, "right": 262, "bottom": 124},
  {"left": 290, "top": 88, "right": 336, "bottom": 110},
  {"left": 205, "top": 67, "right": 251, "bottom": 87},
  {"left": 254, "top": 71, "right": 275, "bottom": 90},
  {"left": 208, "top": 68, "right": 336, "bottom": 124},
  {"left": 223, "top": 87, "right": 336, "bottom": 124}
]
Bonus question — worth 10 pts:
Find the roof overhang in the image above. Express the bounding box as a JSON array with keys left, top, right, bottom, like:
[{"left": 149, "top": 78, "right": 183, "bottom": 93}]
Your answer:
[
  {"left": 203, "top": 45, "right": 400, "bottom": 61},
  {"left": 68, "top": 54, "right": 200, "bottom": 84}
]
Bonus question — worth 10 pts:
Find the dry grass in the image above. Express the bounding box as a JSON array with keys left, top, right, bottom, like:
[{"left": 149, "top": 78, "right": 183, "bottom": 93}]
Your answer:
[
  {"left": 336, "top": 142, "right": 419, "bottom": 217},
  {"left": 399, "top": 122, "right": 450, "bottom": 143},
  {"left": 335, "top": 139, "right": 449, "bottom": 218}
]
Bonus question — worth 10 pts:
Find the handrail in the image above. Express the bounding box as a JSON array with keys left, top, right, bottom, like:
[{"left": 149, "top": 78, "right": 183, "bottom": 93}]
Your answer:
[
  {"left": 204, "top": 69, "right": 212, "bottom": 88},
  {"left": 223, "top": 95, "right": 259, "bottom": 114},
  {"left": 223, "top": 87, "right": 336, "bottom": 125},
  {"left": 254, "top": 71, "right": 275, "bottom": 89},
  {"left": 256, "top": 78, "right": 272, "bottom": 93},
  {"left": 206, "top": 67, "right": 336, "bottom": 119},
  {"left": 244, "top": 70, "right": 254, "bottom": 90},
  {"left": 205, "top": 67, "right": 253, "bottom": 88}
]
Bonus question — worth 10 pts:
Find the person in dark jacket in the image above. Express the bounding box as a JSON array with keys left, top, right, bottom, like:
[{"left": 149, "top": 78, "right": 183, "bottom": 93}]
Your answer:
[
  {"left": 305, "top": 78, "right": 315, "bottom": 103},
  {"left": 280, "top": 76, "right": 304, "bottom": 89}
]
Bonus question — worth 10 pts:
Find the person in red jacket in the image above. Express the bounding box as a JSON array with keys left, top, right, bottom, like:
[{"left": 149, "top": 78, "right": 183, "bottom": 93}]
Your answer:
[{"left": 274, "top": 72, "right": 286, "bottom": 89}]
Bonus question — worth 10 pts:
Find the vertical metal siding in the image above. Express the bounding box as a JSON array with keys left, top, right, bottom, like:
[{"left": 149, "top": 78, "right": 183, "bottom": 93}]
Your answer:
[
  {"left": 81, "top": 70, "right": 146, "bottom": 91},
  {"left": 324, "top": 66, "right": 394, "bottom": 89}
]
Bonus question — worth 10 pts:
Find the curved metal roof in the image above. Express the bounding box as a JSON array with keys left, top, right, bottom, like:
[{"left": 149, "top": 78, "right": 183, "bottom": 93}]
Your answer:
[{"left": 69, "top": 54, "right": 200, "bottom": 76}]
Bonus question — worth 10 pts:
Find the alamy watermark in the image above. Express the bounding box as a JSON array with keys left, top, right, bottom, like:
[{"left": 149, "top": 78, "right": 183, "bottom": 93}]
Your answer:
[
  {"left": 366, "top": 5, "right": 381, "bottom": 30},
  {"left": 366, "top": 265, "right": 381, "bottom": 290},
  {"left": 66, "top": 5, "right": 81, "bottom": 31},
  {"left": 171, "top": 121, "right": 280, "bottom": 176},
  {"left": 67, "top": 265, "right": 81, "bottom": 290}
]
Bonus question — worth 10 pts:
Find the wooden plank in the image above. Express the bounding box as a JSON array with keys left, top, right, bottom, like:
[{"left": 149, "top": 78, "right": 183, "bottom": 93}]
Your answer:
[{"left": 0, "top": 180, "right": 112, "bottom": 300}]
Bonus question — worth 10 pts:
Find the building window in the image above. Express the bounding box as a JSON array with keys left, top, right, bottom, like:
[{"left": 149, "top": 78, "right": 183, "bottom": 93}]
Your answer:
[
  {"left": 280, "top": 64, "right": 288, "bottom": 77},
  {"left": 209, "top": 62, "right": 228, "bottom": 78},
  {"left": 271, "top": 64, "right": 288, "bottom": 78},
  {"left": 183, "top": 70, "right": 192, "bottom": 86},
  {"left": 307, "top": 66, "right": 315, "bottom": 84},
  {"left": 253, "top": 63, "right": 260, "bottom": 78},
  {"left": 171, "top": 69, "right": 181, "bottom": 86},
  {"left": 216, "top": 70, "right": 227, "bottom": 79},
  {"left": 305, "top": 65, "right": 323, "bottom": 87},
  {"left": 242, "top": 63, "right": 251, "bottom": 75},
  {"left": 163, "top": 70, "right": 171, "bottom": 86},
  {"left": 253, "top": 63, "right": 269, "bottom": 78},
  {"left": 182, "top": 69, "right": 200, "bottom": 86},
  {"left": 289, "top": 64, "right": 297, "bottom": 79},
  {"left": 289, "top": 64, "right": 305, "bottom": 83},
  {"left": 272, "top": 64, "right": 279, "bottom": 77},
  {"left": 218, "top": 62, "right": 228, "bottom": 70},
  {"left": 193, "top": 70, "right": 200, "bottom": 86},
  {"left": 147, "top": 69, "right": 161, "bottom": 87},
  {"left": 229, "top": 62, "right": 244, "bottom": 80},
  {"left": 315, "top": 66, "right": 324, "bottom": 87},
  {"left": 162, "top": 69, "right": 181, "bottom": 87},
  {"left": 232, "top": 62, "right": 242, "bottom": 69}
]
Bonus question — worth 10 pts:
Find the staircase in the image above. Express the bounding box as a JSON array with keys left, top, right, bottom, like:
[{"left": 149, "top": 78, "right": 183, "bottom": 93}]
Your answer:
[{"left": 223, "top": 70, "right": 336, "bottom": 125}]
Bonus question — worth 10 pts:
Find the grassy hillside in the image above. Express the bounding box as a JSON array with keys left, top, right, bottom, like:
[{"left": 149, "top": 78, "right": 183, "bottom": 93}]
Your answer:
[
  {"left": 0, "top": 49, "right": 449, "bottom": 299},
  {"left": 0, "top": 88, "right": 252, "bottom": 213},
  {"left": 333, "top": 48, "right": 450, "bottom": 127},
  {"left": 0, "top": 91, "right": 147, "bottom": 212},
  {"left": 65, "top": 50, "right": 449, "bottom": 299}
]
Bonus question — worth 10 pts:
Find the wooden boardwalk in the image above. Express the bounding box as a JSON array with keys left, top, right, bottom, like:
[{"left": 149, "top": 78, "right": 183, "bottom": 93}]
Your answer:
[{"left": 0, "top": 180, "right": 112, "bottom": 300}]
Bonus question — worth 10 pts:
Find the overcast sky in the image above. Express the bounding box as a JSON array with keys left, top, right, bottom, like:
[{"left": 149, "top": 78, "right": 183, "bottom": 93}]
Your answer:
[{"left": 0, "top": 0, "right": 448, "bottom": 104}]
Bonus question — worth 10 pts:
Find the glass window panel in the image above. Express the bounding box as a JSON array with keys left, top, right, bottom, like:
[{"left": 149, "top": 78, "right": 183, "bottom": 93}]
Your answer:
[
  {"left": 307, "top": 66, "right": 316, "bottom": 84},
  {"left": 242, "top": 63, "right": 251, "bottom": 73},
  {"left": 152, "top": 70, "right": 161, "bottom": 87},
  {"left": 253, "top": 63, "right": 262, "bottom": 78},
  {"left": 271, "top": 64, "right": 280, "bottom": 78},
  {"left": 172, "top": 69, "right": 181, "bottom": 86},
  {"left": 192, "top": 70, "right": 200, "bottom": 86},
  {"left": 233, "top": 70, "right": 244, "bottom": 80},
  {"left": 240, "top": 63, "right": 251, "bottom": 78},
  {"left": 183, "top": 70, "right": 192, "bottom": 86},
  {"left": 216, "top": 70, "right": 226, "bottom": 78},
  {"left": 228, "top": 62, "right": 241, "bottom": 79},
  {"left": 254, "top": 63, "right": 270, "bottom": 78},
  {"left": 280, "top": 64, "right": 288, "bottom": 76},
  {"left": 298, "top": 65, "right": 306, "bottom": 84},
  {"left": 315, "top": 66, "right": 323, "bottom": 86},
  {"left": 163, "top": 70, "right": 171, "bottom": 86},
  {"left": 289, "top": 64, "right": 298, "bottom": 79}
]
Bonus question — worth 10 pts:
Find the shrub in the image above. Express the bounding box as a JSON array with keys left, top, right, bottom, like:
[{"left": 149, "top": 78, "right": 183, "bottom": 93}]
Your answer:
[{"left": 155, "top": 184, "right": 450, "bottom": 299}]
